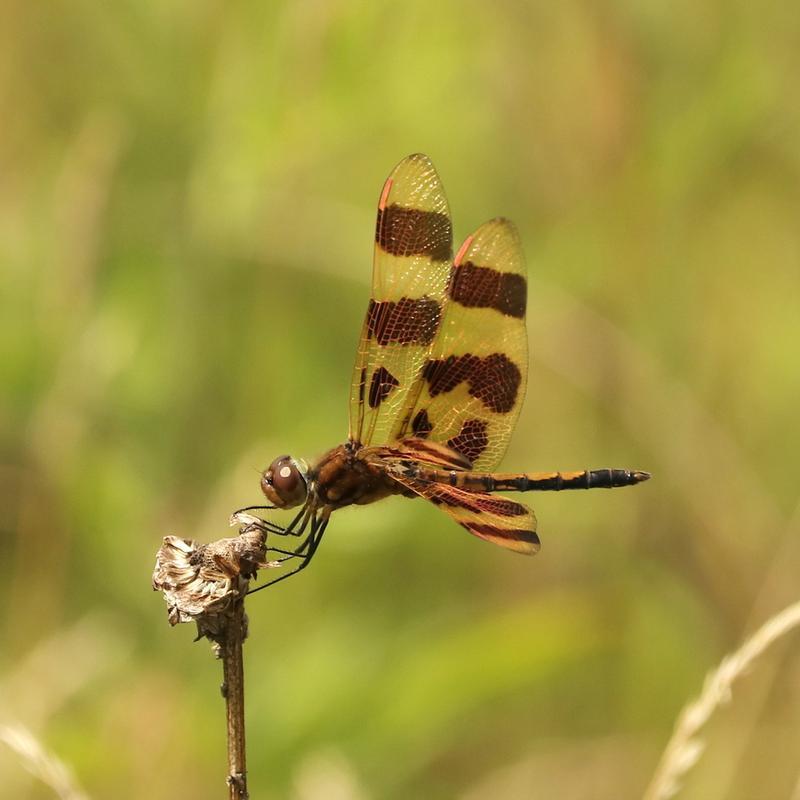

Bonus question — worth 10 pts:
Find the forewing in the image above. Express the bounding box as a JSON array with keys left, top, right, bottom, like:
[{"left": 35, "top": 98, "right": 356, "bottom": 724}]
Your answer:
[
  {"left": 393, "top": 218, "right": 528, "bottom": 470},
  {"left": 350, "top": 154, "right": 453, "bottom": 446},
  {"left": 390, "top": 468, "right": 539, "bottom": 554}
]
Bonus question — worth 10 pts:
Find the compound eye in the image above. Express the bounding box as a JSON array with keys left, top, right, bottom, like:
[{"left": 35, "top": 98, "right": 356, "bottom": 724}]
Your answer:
[
  {"left": 272, "top": 458, "right": 299, "bottom": 494},
  {"left": 267, "top": 455, "right": 307, "bottom": 506}
]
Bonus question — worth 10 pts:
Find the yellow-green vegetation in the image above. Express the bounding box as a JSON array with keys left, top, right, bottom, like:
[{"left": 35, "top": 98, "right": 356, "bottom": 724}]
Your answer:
[{"left": 2, "top": 2, "right": 799, "bottom": 798}]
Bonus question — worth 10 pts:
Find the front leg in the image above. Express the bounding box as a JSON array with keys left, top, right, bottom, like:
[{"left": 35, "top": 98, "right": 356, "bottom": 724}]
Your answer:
[
  {"left": 247, "top": 509, "right": 331, "bottom": 594},
  {"left": 232, "top": 503, "right": 312, "bottom": 538}
]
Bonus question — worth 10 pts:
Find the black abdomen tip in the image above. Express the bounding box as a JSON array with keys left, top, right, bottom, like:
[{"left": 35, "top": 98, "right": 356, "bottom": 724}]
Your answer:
[{"left": 587, "top": 468, "right": 652, "bottom": 488}]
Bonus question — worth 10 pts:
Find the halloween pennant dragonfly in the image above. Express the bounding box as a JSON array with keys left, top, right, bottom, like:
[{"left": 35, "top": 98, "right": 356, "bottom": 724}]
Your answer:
[{"left": 240, "top": 154, "right": 649, "bottom": 590}]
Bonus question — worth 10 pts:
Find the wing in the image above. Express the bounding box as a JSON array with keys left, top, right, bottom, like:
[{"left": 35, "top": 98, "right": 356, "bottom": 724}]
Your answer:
[
  {"left": 390, "top": 467, "right": 539, "bottom": 554},
  {"left": 382, "top": 437, "right": 473, "bottom": 471},
  {"left": 349, "top": 154, "right": 453, "bottom": 447},
  {"left": 392, "top": 218, "right": 528, "bottom": 470}
]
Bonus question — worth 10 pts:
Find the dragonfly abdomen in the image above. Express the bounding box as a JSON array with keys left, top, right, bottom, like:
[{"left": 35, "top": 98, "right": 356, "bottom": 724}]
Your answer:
[{"left": 413, "top": 467, "right": 650, "bottom": 492}]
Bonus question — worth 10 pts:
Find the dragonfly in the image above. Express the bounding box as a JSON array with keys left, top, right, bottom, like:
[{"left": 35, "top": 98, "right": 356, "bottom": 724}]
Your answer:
[{"left": 240, "top": 154, "right": 649, "bottom": 591}]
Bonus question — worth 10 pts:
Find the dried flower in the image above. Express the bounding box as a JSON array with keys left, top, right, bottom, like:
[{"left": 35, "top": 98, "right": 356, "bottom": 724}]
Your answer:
[{"left": 152, "top": 516, "right": 279, "bottom": 643}]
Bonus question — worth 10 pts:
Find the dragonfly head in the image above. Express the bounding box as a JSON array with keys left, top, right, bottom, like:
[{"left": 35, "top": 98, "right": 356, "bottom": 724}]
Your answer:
[{"left": 260, "top": 455, "right": 309, "bottom": 508}]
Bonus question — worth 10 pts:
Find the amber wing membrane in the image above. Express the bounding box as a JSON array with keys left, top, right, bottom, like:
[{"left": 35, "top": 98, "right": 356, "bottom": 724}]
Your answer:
[
  {"left": 389, "top": 467, "right": 539, "bottom": 554},
  {"left": 392, "top": 218, "right": 528, "bottom": 470},
  {"left": 350, "top": 154, "right": 454, "bottom": 447}
]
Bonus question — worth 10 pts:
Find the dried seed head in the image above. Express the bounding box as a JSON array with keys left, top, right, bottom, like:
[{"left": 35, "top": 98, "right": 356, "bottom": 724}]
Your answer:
[{"left": 152, "top": 524, "right": 278, "bottom": 642}]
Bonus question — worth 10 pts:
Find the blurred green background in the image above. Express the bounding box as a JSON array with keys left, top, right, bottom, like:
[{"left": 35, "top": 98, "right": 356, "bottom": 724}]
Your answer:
[{"left": 2, "top": 1, "right": 800, "bottom": 798}]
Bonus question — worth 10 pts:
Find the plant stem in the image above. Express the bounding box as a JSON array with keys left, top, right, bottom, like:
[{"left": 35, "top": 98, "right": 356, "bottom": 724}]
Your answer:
[
  {"left": 153, "top": 521, "right": 276, "bottom": 799},
  {"left": 221, "top": 597, "right": 248, "bottom": 800}
]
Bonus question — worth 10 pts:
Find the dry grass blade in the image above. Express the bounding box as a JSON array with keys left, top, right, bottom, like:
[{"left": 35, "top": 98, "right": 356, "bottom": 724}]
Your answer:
[
  {"left": 643, "top": 599, "right": 800, "bottom": 800},
  {"left": 0, "top": 723, "right": 90, "bottom": 800},
  {"left": 790, "top": 772, "right": 800, "bottom": 800}
]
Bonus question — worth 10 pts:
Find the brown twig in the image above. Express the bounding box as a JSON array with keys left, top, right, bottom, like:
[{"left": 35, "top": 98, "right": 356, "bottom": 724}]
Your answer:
[
  {"left": 221, "top": 597, "right": 248, "bottom": 799},
  {"left": 152, "top": 515, "right": 279, "bottom": 799}
]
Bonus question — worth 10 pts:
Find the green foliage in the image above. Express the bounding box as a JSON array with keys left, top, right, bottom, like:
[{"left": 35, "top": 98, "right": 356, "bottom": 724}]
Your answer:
[{"left": 2, "top": 1, "right": 799, "bottom": 797}]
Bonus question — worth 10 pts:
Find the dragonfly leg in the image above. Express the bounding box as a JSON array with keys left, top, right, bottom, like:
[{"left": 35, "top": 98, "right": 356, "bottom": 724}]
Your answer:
[
  {"left": 233, "top": 503, "right": 311, "bottom": 538},
  {"left": 265, "top": 546, "right": 306, "bottom": 559},
  {"left": 284, "top": 505, "right": 313, "bottom": 536},
  {"left": 247, "top": 511, "right": 330, "bottom": 594}
]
